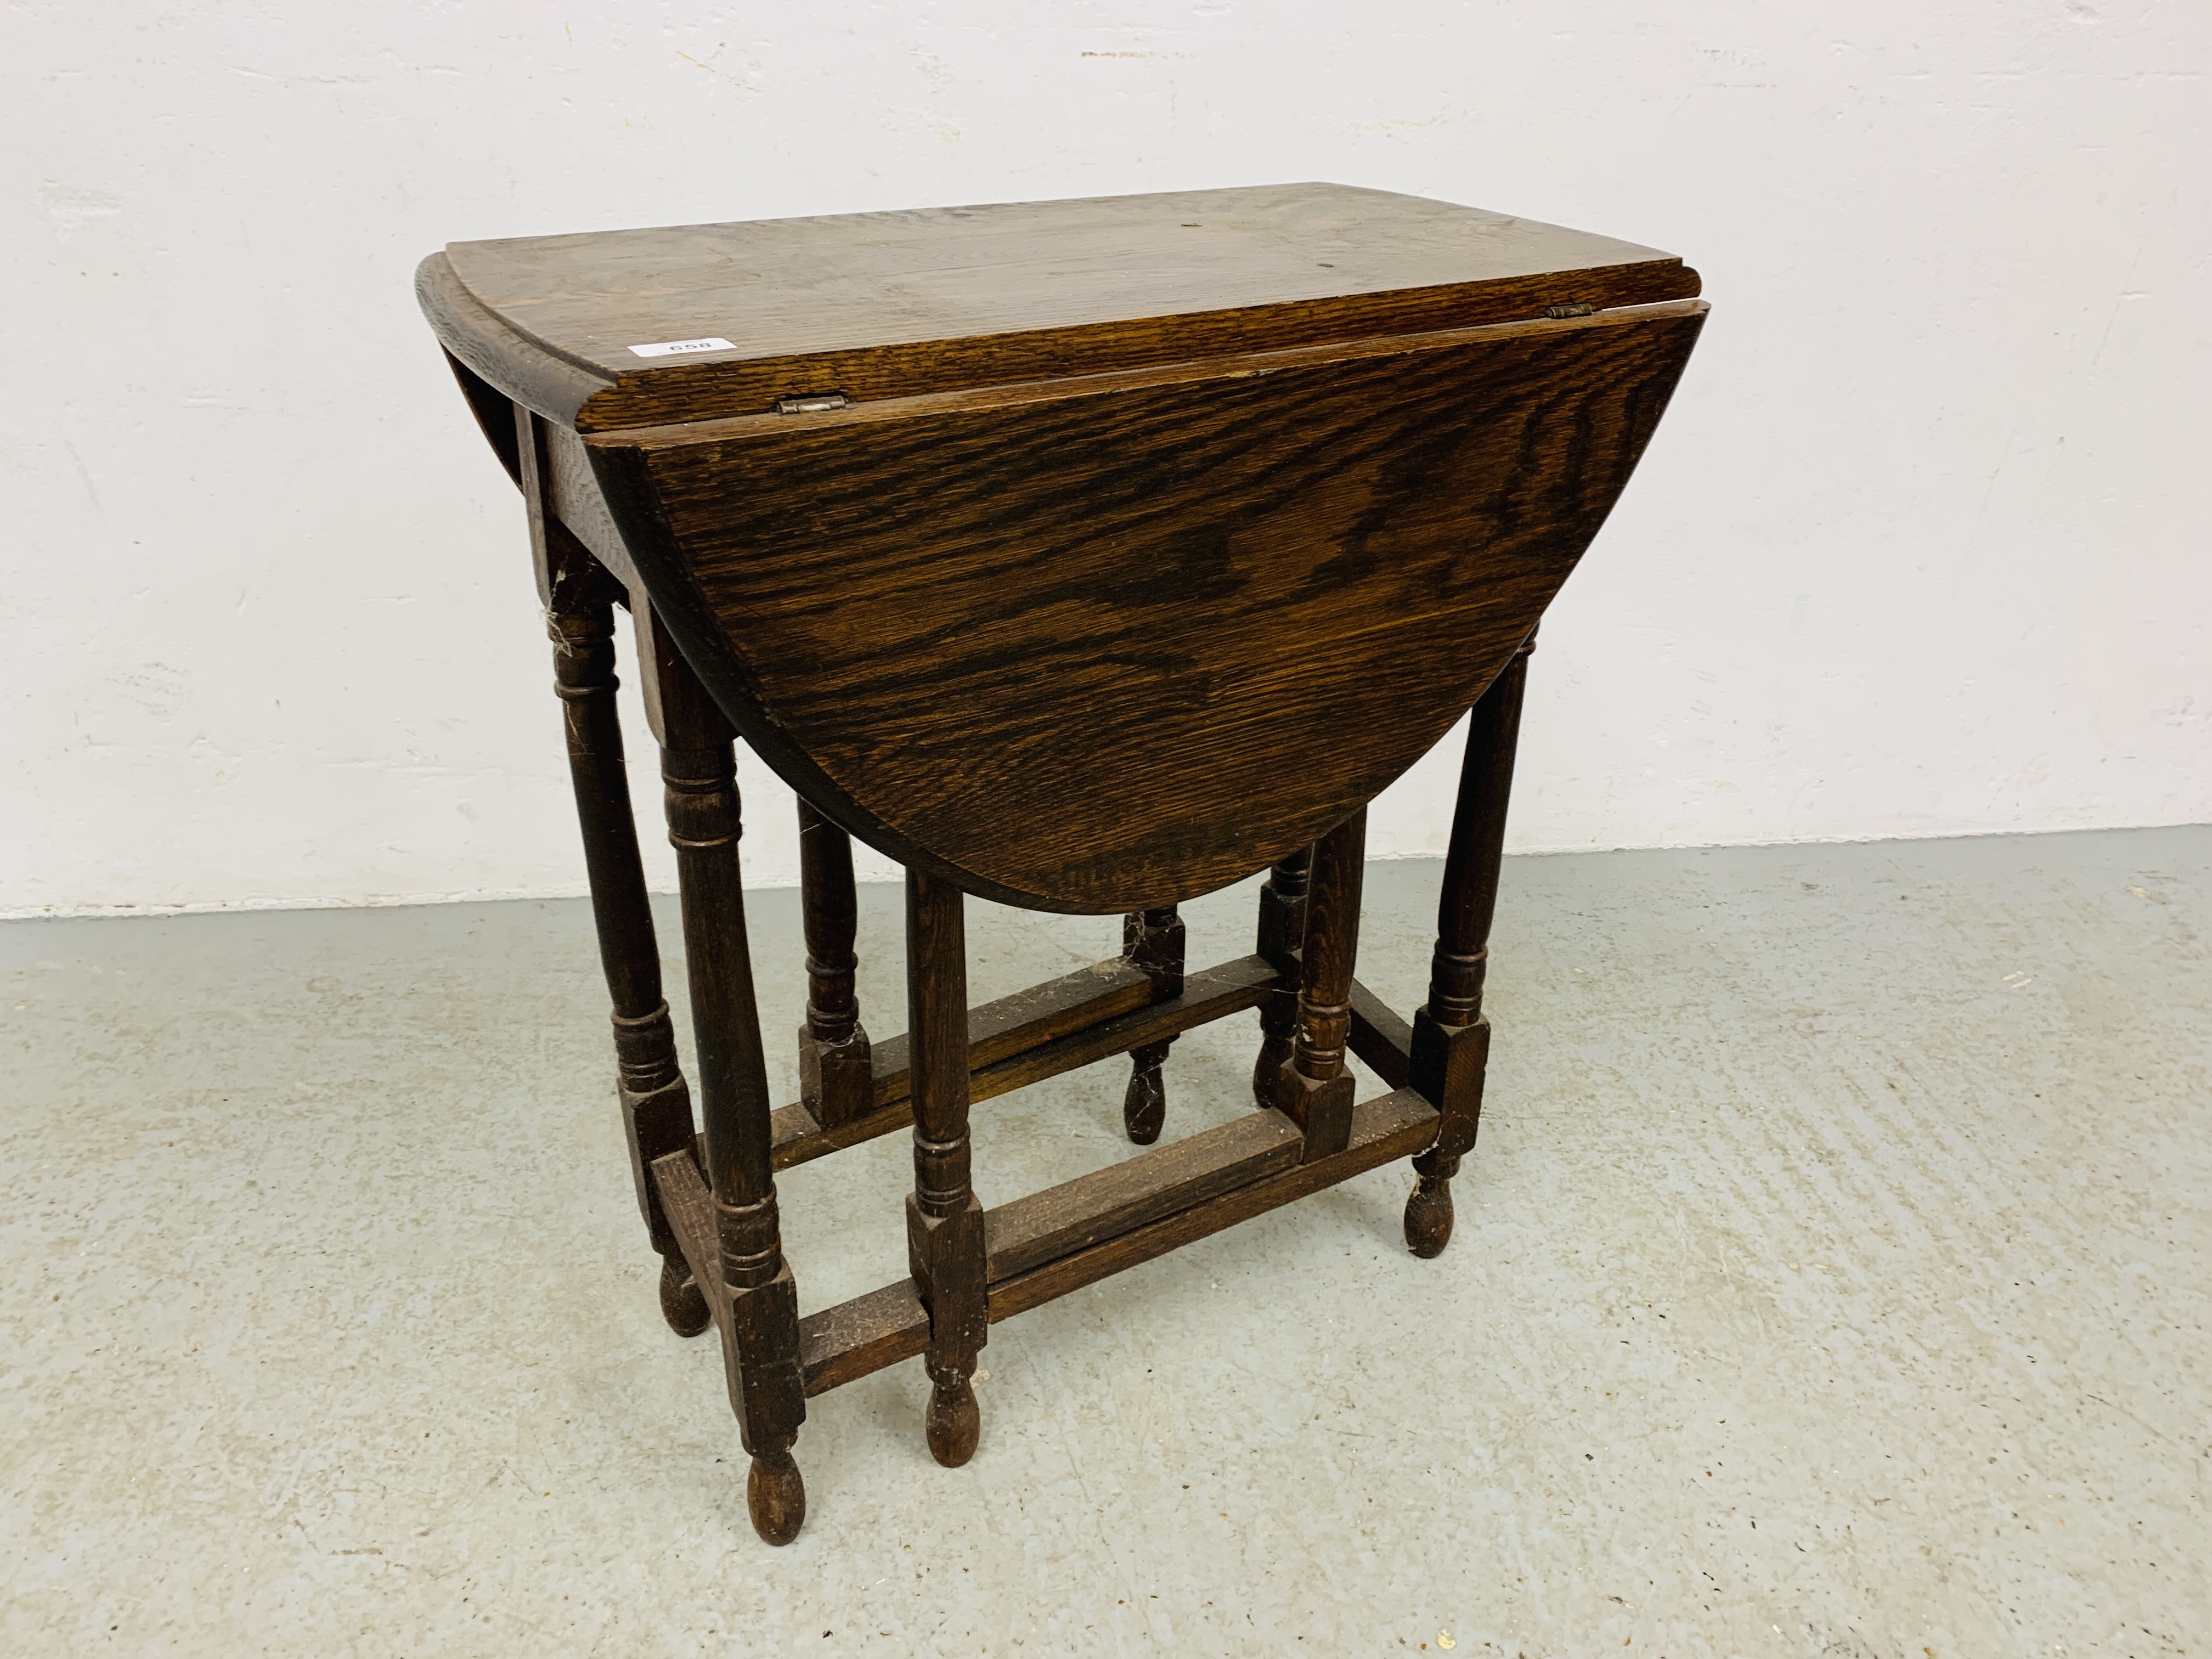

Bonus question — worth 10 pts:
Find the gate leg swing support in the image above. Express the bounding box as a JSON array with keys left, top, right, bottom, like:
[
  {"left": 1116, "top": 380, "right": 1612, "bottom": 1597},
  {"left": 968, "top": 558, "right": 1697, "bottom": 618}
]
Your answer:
[
  {"left": 539, "top": 592, "right": 1541, "bottom": 1547},
  {"left": 1405, "top": 633, "right": 1531, "bottom": 1257}
]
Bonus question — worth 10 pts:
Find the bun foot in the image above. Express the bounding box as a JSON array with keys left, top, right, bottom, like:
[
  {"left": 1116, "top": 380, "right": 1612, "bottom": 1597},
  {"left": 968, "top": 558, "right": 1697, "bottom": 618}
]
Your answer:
[
  {"left": 1122, "top": 1065, "right": 1166, "bottom": 1146},
  {"left": 1404, "top": 1173, "right": 1455, "bottom": 1259},
  {"left": 658, "top": 1255, "right": 712, "bottom": 1336},
  {"left": 925, "top": 1370, "right": 981, "bottom": 1468},
  {"left": 1123, "top": 1038, "right": 1174, "bottom": 1144},
  {"left": 746, "top": 1449, "right": 805, "bottom": 1545}
]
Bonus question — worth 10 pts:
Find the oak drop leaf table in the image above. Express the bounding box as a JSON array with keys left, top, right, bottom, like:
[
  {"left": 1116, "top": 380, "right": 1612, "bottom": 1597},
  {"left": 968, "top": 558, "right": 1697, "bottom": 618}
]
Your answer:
[{"left": 416, "top": 183, "right": 1704, "bottom": 1544}]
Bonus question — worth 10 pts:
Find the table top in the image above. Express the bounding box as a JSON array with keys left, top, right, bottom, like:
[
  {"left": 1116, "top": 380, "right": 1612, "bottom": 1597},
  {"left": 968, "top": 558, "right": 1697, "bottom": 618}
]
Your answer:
[
  {"left": 420, "top": 184, "right": 1707, "bottom": 907},
  {"left": 425, "top": 183, "right": 1699, "bottom": 431}
]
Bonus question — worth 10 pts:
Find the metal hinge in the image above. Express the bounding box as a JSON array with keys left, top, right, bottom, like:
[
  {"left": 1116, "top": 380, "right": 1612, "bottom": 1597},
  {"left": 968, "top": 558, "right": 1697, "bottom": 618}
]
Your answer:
[
  {"left": 774, "top": 392, "right": 853, "bottom": 415},
  {"left": 1542, "top": 303, "right": 1596, "bottom": 320}
]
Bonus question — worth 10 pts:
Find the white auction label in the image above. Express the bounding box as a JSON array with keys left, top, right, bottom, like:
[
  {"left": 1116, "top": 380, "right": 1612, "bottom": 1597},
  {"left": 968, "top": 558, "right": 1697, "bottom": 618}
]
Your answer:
[{"left": 628, "top": 336, "right": 735, "bottom": 359}]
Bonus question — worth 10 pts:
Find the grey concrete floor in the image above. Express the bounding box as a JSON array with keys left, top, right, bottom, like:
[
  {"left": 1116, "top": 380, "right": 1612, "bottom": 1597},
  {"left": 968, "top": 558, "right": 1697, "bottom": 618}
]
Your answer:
[{"left": 2, "top": 828, "right": 2207, "bottom": 1657}]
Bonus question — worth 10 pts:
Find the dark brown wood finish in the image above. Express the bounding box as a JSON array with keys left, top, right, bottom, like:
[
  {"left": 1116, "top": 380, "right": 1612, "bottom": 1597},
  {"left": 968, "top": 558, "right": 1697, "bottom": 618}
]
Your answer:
[
  {"left": 1120, "top": 1040, "right": 1175, "bottom": 1148},
  {"left": 644, "top": 607, "right": 806, "bottom": 1544},
  {"left": 590, "top": 301, "right": 1703, "bottom": 911},
  {"left": 1123, "top": 906, "right": 1186, "bottom": 1000},
  {"left": 1255, "top": 846, "right": 1312, "bottom": 974},
  {"left": 1346, "top": 978, "right": 1415, "bottom": 1090},
  {"left": 903, "top": 870, "right": 987, "bottom": 1468},
  {"left": 425, "top": 183, "right": 1697, "bottom": 431},
  {"left": 780, "top": 1087, "right": 1443, "bottom": 1395},
  {"left": 452, "top": 352, "right": 522, "bottom": 484},
  {"left": 1119, "top": 905, "right": 1184, "bottom": 1144},
  {"left": 518, "top": 409, "right": 708, "bottom": 1336},
  {"left": 985, "top": 1109, "right": 1303, "bottom": 1280},
  {"left": 795, "top": 1278, "right": 931, "bottom": 1398},
  {"left": 850, "top": 957, "right": 1155, "bottom": 1113},
  {"left": 763, "top": 954, "right": 1204, "bottom": 1170},
  {"left": 797, "top": 797, "right": 872, "bottom": 1131},
  {"left": 1404, "top": 636, "right": 1532, "bottom": 1258},
  {"left": 904, "top": 950, "right": 1272, "bottom": 1118},
  {"left": 424, "top": 184, "right": 1707, "bottom": 1545},
  {"left": 990, "top": 1088, "right": 1437, "bottom": 1320},
  {"left": 1266, "top": 809, "right": 1368, "bottom": 1159},
  {"left": 1251, "top": 845, "right": 1313, "bottom": 1102}
]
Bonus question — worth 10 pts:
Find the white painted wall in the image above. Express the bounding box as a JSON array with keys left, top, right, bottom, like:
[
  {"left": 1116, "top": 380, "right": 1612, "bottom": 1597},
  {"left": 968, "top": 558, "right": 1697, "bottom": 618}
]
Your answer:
[{"left": 5, "top": 3, "right": 2206, "bottom": 916}]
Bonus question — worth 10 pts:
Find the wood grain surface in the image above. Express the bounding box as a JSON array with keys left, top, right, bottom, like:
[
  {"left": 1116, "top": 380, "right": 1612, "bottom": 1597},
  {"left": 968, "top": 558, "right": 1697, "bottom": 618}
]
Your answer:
[
  {"left": 764, "top": 953, "right": 1279, "bottom": 1170},
  {"left": 428, "top": 193, "right": 1709, "bottom": 1534},
  {"left": 653, "top": 1147, "right": 726, "bottom": 1338},
  {"left": 426, "top": 183, "right": 1697, "bottom": 428},
  {"left": 785, "top": 1087, "right": 1442, "bottom": 1395},
  {"left": 592, "top": 300, "right": 1705, "bottom": 911},
  {"left": 986, "top": 1087, "right": 1438, "bottom": 1321},
  {"left": 1346, "top": 978, "right": 1415, "bottom": 1089},
  {"left": 982, "top": 1109, "right": 1304, "bottom": 1282}
]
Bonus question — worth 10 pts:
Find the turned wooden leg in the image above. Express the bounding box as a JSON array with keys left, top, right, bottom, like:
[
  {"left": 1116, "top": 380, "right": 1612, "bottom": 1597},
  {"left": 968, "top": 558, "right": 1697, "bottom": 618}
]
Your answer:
[
  {"left": 1120, "top": 905, "right": 1184, "bottom": 1143},
  {"left": 1251, "top": 847, "right": 1312, "bottom": 1105},
  {"left": 1264, "top": 811, "right": 1365, "bottom": 1160},
  {"left": 1406, "top": 635, "right": 1531, "bottom": 1259},
  {"left": 519, "top": 409, "right": 704, "bottom": 1336},
  {"left": 797, "top": 797, "right": 873, "bottom": 1130},
  {"left": 905, "top": 871, "right": 987, "bottom": 1468},
  {"left": 645, "top": 604, "right": 806, "bottom": 1544}
]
